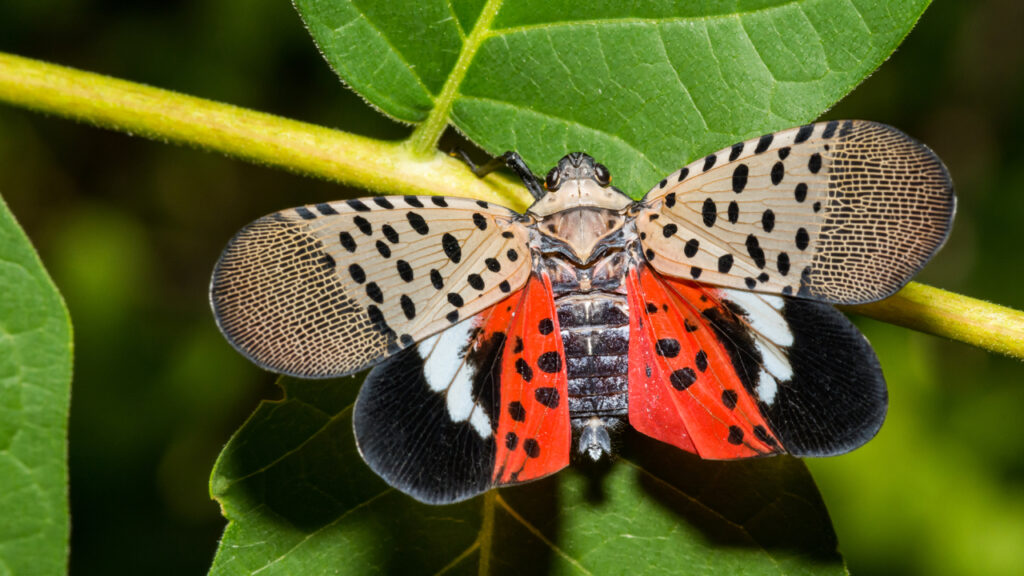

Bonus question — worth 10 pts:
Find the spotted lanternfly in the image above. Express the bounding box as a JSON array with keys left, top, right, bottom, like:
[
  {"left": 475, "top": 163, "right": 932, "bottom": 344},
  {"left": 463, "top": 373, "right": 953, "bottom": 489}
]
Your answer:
[{"left": 211, "top": 120, "right": 955, "bottom": 504}]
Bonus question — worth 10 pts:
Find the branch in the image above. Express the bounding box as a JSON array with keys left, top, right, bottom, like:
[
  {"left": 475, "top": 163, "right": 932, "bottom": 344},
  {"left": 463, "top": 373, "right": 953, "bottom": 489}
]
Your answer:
[
  {"left": 845, "top": 283, "right": 1024, "bottom": 360},
  {"left": 2, "top": 52, "right": 1022, "bottom": 359},
  {"left": 0, "top": 52, "right": 531, "bottom": 210}
]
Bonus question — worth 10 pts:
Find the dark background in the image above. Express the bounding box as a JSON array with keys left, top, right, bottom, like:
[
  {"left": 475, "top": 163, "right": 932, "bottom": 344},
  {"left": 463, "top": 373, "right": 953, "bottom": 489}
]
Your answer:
[{"left": 1, "top": 1, "right": 1022, "bottom": 574}]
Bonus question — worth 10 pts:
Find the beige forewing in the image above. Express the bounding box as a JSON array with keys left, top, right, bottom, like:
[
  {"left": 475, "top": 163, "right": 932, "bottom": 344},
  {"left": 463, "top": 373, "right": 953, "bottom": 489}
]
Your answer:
[
  {"left": 210, "top": 196, "right": 531, "bottom": 378},
  {"left": 637, "top": 120, "right": 955, "bottom": 304}
]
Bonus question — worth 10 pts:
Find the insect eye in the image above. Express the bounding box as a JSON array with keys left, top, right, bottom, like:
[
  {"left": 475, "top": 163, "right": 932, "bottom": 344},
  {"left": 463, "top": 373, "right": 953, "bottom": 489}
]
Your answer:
[
  {"left": 594, "top": 163, "right": 611, "bottom": 186},
  {"left": 545, "top": 168, "right": 561, "bottom": 190}
]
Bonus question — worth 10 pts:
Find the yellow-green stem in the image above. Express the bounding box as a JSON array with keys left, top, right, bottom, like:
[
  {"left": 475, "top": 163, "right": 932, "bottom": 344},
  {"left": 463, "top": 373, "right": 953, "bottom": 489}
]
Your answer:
[
  {"left": 845, "top": 283, "right": 1024, "bottom": 360},
  {"left": 0, "top": 52, "right": 530, "bottom": 210},
  {"left": 1, "top": 51, "right": 1022, "bottom": 359}
]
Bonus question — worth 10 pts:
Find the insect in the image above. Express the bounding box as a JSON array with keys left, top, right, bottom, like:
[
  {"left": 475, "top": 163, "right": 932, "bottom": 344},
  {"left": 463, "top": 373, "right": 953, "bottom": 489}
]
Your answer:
[{"left": 211, "top": 120, "right": 955, "bottom": 504}]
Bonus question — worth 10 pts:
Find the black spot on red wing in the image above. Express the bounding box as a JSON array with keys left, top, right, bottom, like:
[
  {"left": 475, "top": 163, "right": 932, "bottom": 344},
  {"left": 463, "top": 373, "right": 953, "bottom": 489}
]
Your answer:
[
  {"left": 662, "top": 223, "right": 678, "bottom": 237},
  {"left": 722, "top": 389, "right": 738, "bottom": 409},
  {"left": 508, "top": 401, "right": 526, "bottom": 422},
  {"left": 755, "top": 133, "right": 774, "bottom": 153},
  {"left": 339, "top": 231, "right": 357, "bottom": 252},
  {"left": 447, "top": 293, "right": 464, "bottom": 307},
  {"left": 732, "top": 164, "right": 748, "bottom": 193},
  {"left": 430, "top": 269, "right": 444, "bottom": 290},
  {"left": 468, "top": 274, "right": 484, "bottom": 290},
  {"left": 695, "top": 350, "right": 708, "bottom": 372},
  {"left": 523, "top": 438, "right": 540, "bottom": 458},
  {"left": 472, "top": 213, "right": 488, "bottom": 230},
  {"left": 794, "top": 124, "right": 814, "bottom": 143},
  {"left": 534, "top": 387, "right": 560, "bottom": 408},
  {"left": 513, "top": 336, "right": 524, "bottom": 354},
  {"left": 753, "top": 425, "right": 778, "bottom": 447},
  {"left": 348, "top": 263, "right": 366, "bottom": 284},
  {"left": 702, "top": 198, "right": 717, "bottom": 227},
  {"left": 537, "top": 351, "right": 562, "bottom": 373},
  {"left": 407, "top": 212, "right": 429, "bottom": 235},
  {"left": 538, "top": 318, "right": 554, "bottom": 335},
  {"left": 762, "top": 209, "right": 775, "bottom": 233},
  {"left": 718, "top": 254, "right": 734, "bottom": 274},
  {"left": 664, "top": 192, "right": 676, "bottom": 208},
  {"left": 315, "top": 202, "right": 338, "bottom": 215},
  {"left": 515, "top": 358, "right": 534, "bottom": 382},
  {"left": 442, "top": 233, "right": 461, "bottom": 263},
  {"left": 400, "top": 295, "right": 416, "bottom": 319},
  {"left": 655, "top": 338, "right": 680, "bottom": 358},
  {"left": 684, "top": 238, "right": 699, "bottom": 258},
  {"left": 670, "top": 368, "right": 697, "bottom": 390},
  {"left": 684, "top": 318, "right": 698, "bottom": 332},
  {"left": 346, "top": 199, "right": 371, "bottom": 212},
  {"left": 382, "top": 224, "right": 399, "bottom": 244},
  {"left": 404, "top": 196, "right": 424, "bottom": 208},
  {"left": 645, "top": 364, "right": 652, "bottom": 377},
  {"left": 365, "top": 282, "right": 384, "bottom": 303},
  {"left": 646, "top": 302, "right": 658, "bottom": 313},
  {"left": 376, "top": 240, "right": 392, "bottom": 258},
  {"left": 499, "top": 280, "right": 511, "bottom": 293},
  {"left": 485, "top": 258, "right": 501, "bottom": 272},
  {"left": 505, "top": 432, "right": 518, "bottom": 450},
  {"left": 727, "top": 426, "right": 744, "bottom": 445},
  {"left": 808, "top": 153, "right": 822, "bottom": 174},
  {"left": 353, "top": 215, "right": 372, "bottom": 235},
  {"left": 396, "top": 260, "right": 414, "bottom": 282}
]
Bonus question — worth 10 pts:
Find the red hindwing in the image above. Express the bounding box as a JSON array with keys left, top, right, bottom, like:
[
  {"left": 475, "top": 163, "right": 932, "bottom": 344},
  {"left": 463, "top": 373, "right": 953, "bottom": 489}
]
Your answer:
[
  {"left": 493, "top": 273, "right": 571, "bottom": 484},
  {"left": 626, "top": 265, "right": 783, "bottom": 459}
]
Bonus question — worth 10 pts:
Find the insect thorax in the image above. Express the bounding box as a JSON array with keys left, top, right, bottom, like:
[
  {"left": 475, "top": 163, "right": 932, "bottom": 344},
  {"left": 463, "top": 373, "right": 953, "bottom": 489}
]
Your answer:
[{"left": 533, "top": 204, "right": 637, "bottom": 461}]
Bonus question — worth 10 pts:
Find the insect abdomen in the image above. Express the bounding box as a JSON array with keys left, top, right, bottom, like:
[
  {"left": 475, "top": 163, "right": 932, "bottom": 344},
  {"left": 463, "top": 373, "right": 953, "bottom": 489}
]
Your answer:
[{"left": 555, "top": 294, "right": 630, "bottom": 418}]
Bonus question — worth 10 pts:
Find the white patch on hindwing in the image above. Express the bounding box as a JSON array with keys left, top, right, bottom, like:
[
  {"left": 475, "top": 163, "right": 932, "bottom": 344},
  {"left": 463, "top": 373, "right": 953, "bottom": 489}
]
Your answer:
[
  {"left": 721, "top": 289, "right": 794, "bottom": 405},
  {"left": 418, "top": 320, "right": 492, "bottom": 439}
]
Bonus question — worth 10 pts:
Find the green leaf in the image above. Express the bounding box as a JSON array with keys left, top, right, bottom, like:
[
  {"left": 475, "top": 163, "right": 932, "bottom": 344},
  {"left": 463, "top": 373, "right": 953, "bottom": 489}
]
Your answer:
[
  {"left": 296, "top": 0, "right": 931, "bottom": 196},
  {"left": 210, "top": 377, "right": 842, "bottom": 575},
  {"left": 0, "top": 195, "right": 72, "bottom": 575}
]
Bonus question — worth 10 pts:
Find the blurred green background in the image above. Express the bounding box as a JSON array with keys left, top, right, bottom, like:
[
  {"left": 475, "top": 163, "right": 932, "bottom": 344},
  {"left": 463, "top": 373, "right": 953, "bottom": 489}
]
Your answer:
[{"left": 1, "top": 1, "right": 1022, "bottom": 574}]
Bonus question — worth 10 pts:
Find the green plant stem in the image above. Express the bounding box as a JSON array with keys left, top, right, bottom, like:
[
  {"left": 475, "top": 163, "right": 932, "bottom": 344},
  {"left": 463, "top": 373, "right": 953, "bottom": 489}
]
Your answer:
[
  {"left": 844, "top": 283, "right": 1024, "bottom": 360},
  {"left": 1, "top": 51, "right": 1022, "bottom": 359},
  {"left": 0, "top": 52, "right": 531, "bottom": 210},
  {"left": 407, "top": 0, "right": 503, "bottom": 155}
]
